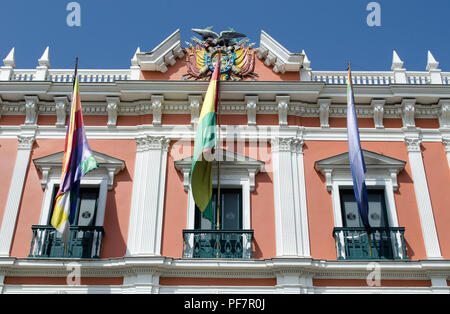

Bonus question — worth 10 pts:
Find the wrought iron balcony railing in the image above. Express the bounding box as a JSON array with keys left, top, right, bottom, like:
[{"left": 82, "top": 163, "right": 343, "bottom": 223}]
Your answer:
[
  {"left": 29, "top": 225, "right": 104, "bottom": 259},
  {"left": 182, "top": 230, "right": 254, "bottom": 259},
  {"left": 333, "top": 227, "right": 408, "bottom": 260}
]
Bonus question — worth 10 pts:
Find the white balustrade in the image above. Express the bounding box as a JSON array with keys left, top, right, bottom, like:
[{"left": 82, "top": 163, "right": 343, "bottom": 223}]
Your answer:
[{"left": 5, "top": 67, "right": 450, "bottom": 85}]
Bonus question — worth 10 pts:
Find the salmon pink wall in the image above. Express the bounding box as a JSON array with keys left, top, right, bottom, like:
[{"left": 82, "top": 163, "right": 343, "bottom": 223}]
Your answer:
[
  {"left": 0, "top": 115, "right": 25, "bottom": 125},
  {"left": 140, "top": 52, "right": 300, "bottom": 82},
  {"left": 0, "top": 139, "right": 18, "bottom": 227},
  {"left": 37, "top": 115, "right": 56, "bottom": 126},
  {"left": 303, "top": 141, "right": 427, "bottom": 261},
  {"left": 116, "top": 115, "right": 153, "bottom": 126},
  {"left": 421, "top": 142, "right": 450, "bottom": 259},
  {"left": 313, "top": 279, "right": 431, "bottom": 287},
  {"left": 159, "top": 277, "right": 276, "bottom": 286},
  {"left": 4, "top": 277, "right": 123, "bottom": 286},
  {"left": 9, "top": 139, "right": 136, "bottom": 258}
]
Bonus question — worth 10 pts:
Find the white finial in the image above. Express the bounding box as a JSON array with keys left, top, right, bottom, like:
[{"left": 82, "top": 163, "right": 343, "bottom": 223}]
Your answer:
[
  {"left": 131, "top": 47, "right": 141, "bottom": 66},
  {"left": 38, "top": 46, "right": 50, "bottom": 67},
  {"left": 3, "top": 48, "right": 15, "bottom": 68},
  {"left": 392, "top": 50, "right": 404, "bottom": 70},
  {"left": 302, "top": 50, "right": 311, "bottom": 69},
  {"left": 426, "top": 50, "right": 439, "bottom": 71}
]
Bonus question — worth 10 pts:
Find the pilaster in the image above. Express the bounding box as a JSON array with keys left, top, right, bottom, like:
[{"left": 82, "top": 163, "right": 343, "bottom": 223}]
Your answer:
[
  {"left": 442, "top": 137, "right": 450, "bottom": 169},
  {"left": 404, "top": 133, "right": 442, "bottom": 259},
  {"left": 271, "top": 135, "right": 310, "bottom": 257},
  {"left": 127, "top": 136, "right": 170, "bottom": 256},
  {"left": 0, "top": 134, "right": 35, "bottom": 257}
]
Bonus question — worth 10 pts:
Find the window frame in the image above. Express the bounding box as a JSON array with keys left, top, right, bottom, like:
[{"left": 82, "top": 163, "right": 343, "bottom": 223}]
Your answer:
[{"left": 38, "top": 176, "right": 108, "bottom": 228}]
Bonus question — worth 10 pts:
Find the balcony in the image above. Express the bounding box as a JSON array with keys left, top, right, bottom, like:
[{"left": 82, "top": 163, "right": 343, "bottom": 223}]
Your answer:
[
  {"left": 182, "top": 230, "right": 254, "bottom": 259},
  {"left": 333, "top": 227, "right": 408, "bottom": 261},
  {"left": 29, "top": 225, "right": 104, "bottom": 259}
]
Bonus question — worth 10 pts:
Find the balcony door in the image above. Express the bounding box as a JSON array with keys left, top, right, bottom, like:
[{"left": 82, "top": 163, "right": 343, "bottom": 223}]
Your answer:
[
  {"left": 339, "top": 189, "right": 394, "bottom": 259},
  {"left": 195, "top": 188, "right": 242, "bottom": 231},
  {"left": 45, "top": 186, "right": 100, "bottom": 258}
]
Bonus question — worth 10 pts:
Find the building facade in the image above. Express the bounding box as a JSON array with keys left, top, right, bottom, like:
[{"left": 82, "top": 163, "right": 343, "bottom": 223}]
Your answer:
[{"left": 0, "top": 29, "right": 449, "bottom": 294}]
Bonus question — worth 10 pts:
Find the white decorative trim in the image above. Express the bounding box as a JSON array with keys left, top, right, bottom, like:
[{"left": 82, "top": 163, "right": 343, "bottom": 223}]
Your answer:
[
  {"left": 133, "top": 29, "right": 185, "bottom": 73},
  {"left": 246, "top": 96, "right": 258, "bottom": 126},
  {"left": 106, "top": 97, "right": 120, "bottom": 128},
  {"left": 24, "top": 96, "right": 39, "bottom": 125},
  {"left": 439, "top": 99, "right": 450, "bottom": 129},
  {"left": 315, "top": 150, "right": 406, "bottom": 192},
  {"left": 151, "top": 95, "right": 164, "bottom": 127},
  {"left": 0, "top": 48, "right": 15, "bottom": 81},
  {"left": 136, "top": 136, "right": 170, "bottom": 152},
  {"left": 405, "top": 136, "right": 422, "bottom": 153},
  {"left": 276, "top": 96, "right": 290, "bottom": 127},
  {"left": 54, "top": 97, "right": 68, "bottom": 128},
  {"left": 443, "top": 138, "right": 450, "bottom": 169},
  {"left": 174, "top": 149, "right": 264, "bottom": 193},
  {"left": 188, "top": 95, "right": 201, "bottom": 126},
  {"left": 35, "top": 47, "right": 50, "bottom": 81},
  {"left": 372, "top": 99, "right": 385, "bottom": 129},
  {"left": 402, "top": 99, "right": 416, "bottom": 129},
  {"left": 17, "top": 135, "right": 35, "bottom": 150},
  {"left": 257, "top": 31, "right": 303, "bottom": 74},
  {"left": 318, "top": 99, "right": 331, "bottom": 128},
  {"left": 33, "top": 150, "right": 126, "bottom": 190}
]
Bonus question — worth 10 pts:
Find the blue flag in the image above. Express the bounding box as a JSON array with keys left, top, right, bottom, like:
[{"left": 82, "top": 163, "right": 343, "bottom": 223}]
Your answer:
[{"left": 347, "top": 67, "right": 370, "bottom": 228}]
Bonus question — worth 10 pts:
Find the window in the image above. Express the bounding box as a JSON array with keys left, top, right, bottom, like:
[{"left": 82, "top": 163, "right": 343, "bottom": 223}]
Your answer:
[
  {"left": 340, "top": 189, "right": 389, "bottom": 228},
  {"left": 195, "top": 188, "right": 243, "bottom": 231},
  {"left": 315, "top": 150, "right": 408, "bottom": 260},
  {"left": 48, "top": 186, "right": 100, "bottom": 227},
  {"left": 30, "top": 150, "right": 125, "bottom": 259}
]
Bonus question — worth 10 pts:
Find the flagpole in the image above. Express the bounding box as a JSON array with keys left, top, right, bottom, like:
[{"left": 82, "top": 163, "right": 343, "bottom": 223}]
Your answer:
[
  {"left": 73, "top": 57, "right": 79, "bottom": 86},
  {"left": 64, "top": 56, "right": 79, "bottom": 257},
  {"left": 348, "top": 61, "right": 372, "bottom": 258},
  {"left": 216, "top": 62, "right": 222, "bottom": 232}
]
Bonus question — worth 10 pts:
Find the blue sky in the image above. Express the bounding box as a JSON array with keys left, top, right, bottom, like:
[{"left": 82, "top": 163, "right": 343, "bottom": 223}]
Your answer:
[{"left": 1, "top": 0, "right": 449, "bottom": 71}]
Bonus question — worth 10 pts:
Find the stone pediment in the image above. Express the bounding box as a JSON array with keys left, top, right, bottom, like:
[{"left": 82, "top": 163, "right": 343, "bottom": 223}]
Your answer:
[
  {"left": 33, "top": 151, "right": 125, "bottom": 190},
  {"left": 315, "top": 150, "right": 406, "bottom": 171},
  {"left": 174, "top": 149, "right": 265, "bottom": 191},
  {"left": 314, "top": 150, "right": 406, "bottom": 191}
]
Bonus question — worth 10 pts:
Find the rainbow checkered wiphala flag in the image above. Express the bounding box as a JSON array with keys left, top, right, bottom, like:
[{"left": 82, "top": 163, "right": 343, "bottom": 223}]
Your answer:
[{"left": 51, "top": 76, "right": 98, "bottom": 243}]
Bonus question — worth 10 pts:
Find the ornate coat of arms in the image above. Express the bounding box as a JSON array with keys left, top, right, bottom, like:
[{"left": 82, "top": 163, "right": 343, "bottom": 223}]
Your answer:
[{"left": 183, "top": 28, "right": 257, "bottom": 81}]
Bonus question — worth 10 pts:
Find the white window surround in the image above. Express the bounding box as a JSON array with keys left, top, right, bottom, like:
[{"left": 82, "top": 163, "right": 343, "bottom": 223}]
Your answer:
[
  {"left": 174, "top": 149, "right": 265, "bottom": 231},
  {"left": 314, "top": 150, "right": 406, "bottom": 229},
  {"left": 33, "top": 151, "right": 125, "bottom": 226}
]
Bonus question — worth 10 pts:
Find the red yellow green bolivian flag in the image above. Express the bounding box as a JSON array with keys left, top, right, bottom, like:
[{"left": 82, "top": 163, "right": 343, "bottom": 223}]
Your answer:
[{"left": 191, "top": 55, "right": 221, "bottom": 223}]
